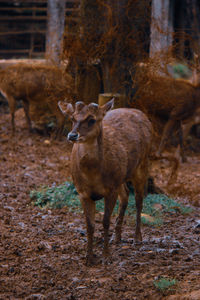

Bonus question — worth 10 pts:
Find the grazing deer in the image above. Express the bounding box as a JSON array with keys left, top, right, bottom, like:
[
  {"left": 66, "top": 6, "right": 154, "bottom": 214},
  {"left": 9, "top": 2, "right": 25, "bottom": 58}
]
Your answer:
[
  {"left": 59, "top": 98, "right": 153, "bottom": 265},
  {"left": 0, "top": 64, "right": 74, "bottom": 138}
]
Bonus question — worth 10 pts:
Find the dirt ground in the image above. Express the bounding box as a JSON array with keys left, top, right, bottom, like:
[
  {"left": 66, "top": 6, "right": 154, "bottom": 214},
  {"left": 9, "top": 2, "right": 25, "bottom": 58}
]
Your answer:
[{"left": 0, "top": 107, "right": 200, "bottom": 300}]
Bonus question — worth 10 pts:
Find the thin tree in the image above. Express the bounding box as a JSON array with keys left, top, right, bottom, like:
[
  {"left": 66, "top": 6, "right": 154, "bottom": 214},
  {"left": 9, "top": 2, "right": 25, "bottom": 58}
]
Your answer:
[
  {"left": 150, "top": 0, "right": 173, "bottom": 57},
  {"left": 46, "top": 0, "right": 66, "bottom": 64}
]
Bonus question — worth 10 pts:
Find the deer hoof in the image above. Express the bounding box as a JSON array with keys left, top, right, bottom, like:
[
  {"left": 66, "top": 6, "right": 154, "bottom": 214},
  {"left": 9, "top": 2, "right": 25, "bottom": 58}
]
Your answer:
[
  {"left": 110, "top": 233, "right": 121, "bottom": 244},
  {"left": 135, "top": 232, "right": 142, "bottom": 243},
  {"left": 181, "top": 156, "right": 187, "bottom": 163},
  {"left": 85, "top": 254, "right": 97, "bottom": 266},
  {"left": 102, "top": 255, "right": 112, "bottom": 265},
  {"left": 115, "top": 234, "right": 121, "bottom": 244}
]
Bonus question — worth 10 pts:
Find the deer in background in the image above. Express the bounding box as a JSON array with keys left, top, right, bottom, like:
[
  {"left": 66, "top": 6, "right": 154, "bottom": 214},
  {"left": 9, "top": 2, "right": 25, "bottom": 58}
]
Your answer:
[
  {"left": 132, "top": 75, "right": 200, "bottom": 163},
  {"left": 156, "top": 81, "right": 200, "bottom": 162},
  {"left": 59, "top": 98, "right": 153, "bottom": 265},
  {"left": 0, "top": 64, "right": 74, "bottom": 138}
]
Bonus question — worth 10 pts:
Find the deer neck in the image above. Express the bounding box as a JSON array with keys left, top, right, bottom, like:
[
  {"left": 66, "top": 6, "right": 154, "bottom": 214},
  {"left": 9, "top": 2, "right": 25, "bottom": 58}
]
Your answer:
[{"left": 77, "top": 128, "right": 103, "bottom": 170}]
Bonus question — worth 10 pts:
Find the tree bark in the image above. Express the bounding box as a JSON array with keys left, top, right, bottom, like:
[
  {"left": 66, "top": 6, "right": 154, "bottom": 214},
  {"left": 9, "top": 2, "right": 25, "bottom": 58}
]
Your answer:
[
  {"left": 46, "top": 0, "right": 66, "bottom": 64},
  {"left": 150, "top": 0, "right": 173, "bottom": 57}
]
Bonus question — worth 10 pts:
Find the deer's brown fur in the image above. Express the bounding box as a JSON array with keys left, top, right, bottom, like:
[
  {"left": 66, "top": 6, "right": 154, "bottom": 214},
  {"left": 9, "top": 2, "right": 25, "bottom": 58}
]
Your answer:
[
  {"left": 133, "top": 76, "right": 200, "bottom": 162},
  {"left": 0, "top": 63, "right": 74, "bottom": 137},
  {"left": 59, "top": 99, "right": 153, "bottom": 265}
]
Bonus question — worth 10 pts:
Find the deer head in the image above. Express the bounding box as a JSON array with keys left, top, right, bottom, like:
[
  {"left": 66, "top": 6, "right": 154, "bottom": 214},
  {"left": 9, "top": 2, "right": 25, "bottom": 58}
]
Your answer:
[{"left": 58, "top": 98, "right": 114, "bottom": 143}]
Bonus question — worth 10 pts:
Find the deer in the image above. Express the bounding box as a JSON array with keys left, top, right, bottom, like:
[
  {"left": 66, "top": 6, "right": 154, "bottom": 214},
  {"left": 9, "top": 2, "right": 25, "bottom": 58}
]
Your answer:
[
  {"left": 0, "top": 63, "right": 74, "bottom": 138},
  {"left": 132, "top": 75, "right": 200, "bottom": 163},
  {"left": 59, "top": 98, "right": 153, "bottom": 265},
  {"left": 156, "top": 82, "right": 200, "bottom": 162}
]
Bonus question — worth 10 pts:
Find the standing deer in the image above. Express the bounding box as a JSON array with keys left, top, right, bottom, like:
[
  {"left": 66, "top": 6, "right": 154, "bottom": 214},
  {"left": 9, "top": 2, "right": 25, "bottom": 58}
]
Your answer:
[
  {"left": 132, "top": 76, "right": 200, "bottom": 162},
  {"left": 59, "top": 98, "right": 153, "bottom": 265},
  {"left": 156, "top": 83, "right": 200, "bottom": 162}
]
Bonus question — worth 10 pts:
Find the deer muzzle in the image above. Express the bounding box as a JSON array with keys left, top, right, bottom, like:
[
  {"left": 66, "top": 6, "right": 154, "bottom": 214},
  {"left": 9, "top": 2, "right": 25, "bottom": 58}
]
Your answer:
[{"left": 67, "top": 132, "right": 79, "bottom": 141}]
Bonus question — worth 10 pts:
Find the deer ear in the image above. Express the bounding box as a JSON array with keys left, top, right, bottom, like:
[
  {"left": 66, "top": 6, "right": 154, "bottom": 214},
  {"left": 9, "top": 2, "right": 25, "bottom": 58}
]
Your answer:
[
  {"left": 58, "top": 101, "right": 74, "bottom": 117},
  {"left": 101, "top": 98, "right": 115, "bottom": 115},
  {"left": 88, "top": 102, "right": 99, "bottom": 114},
  {"left": 75, "top": 101, "right": 85, "bottom": 112}
]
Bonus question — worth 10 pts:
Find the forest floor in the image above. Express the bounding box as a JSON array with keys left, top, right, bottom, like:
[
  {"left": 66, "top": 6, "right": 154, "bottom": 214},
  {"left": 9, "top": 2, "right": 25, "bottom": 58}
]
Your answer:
[{"left": 0, "top": 107, "right": 200, "bottom": 300}]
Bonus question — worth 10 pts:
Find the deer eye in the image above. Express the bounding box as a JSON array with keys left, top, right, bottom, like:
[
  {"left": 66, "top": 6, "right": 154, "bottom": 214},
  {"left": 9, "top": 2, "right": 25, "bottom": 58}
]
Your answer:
[{"left": 88, "top": 118, "right": 96, "bottom": 127}]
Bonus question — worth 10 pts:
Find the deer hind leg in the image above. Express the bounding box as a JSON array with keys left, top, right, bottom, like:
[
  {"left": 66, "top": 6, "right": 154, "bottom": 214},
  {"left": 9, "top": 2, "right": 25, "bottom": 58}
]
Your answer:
[
  {"left": 177, "top": 122, "right": 187, "bottom": 163},
  {"left": 80, "top": 196, "right": 96, "bottom": 266},
  {"left": 132, "top": 164, "right": 148, "bottom": 242},
  {"left": 181, "top": 120, "right": 196, "bottom": 163},
  {"left": 103, "top": 192, "right": 118, "bottom": 258},
  {"left": 157, "top": 119, "right": 179, "bottom": 156},
  {"left": 115, "top": 184, "right": 129, "bottom": 243},
  {"left": 22, "top": 100, "right": 32, "bottom": 132}
]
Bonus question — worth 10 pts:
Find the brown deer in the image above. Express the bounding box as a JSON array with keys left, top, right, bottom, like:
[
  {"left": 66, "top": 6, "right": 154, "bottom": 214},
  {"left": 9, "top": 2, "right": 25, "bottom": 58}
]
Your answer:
[
  {"left": 156, "top": 82, "right": 200, "bottom": 162},
  {"left": 59, "top": 98, "right": 153, "bottom": 265},
  {"left": 0, "top": 63, "right": 74, "bottom": 137},
  {"left": 132, "top": 76, "right": 200, "bottom": 162}
]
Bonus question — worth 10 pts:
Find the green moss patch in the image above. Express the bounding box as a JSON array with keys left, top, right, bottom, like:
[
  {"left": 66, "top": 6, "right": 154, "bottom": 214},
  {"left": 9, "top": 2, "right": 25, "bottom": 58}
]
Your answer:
[
  {"left": 30, "top": 181, "right": 192, "bottom": 226},
  {"left": 154, "top": 277, "right": 178, "bottom": 294}
]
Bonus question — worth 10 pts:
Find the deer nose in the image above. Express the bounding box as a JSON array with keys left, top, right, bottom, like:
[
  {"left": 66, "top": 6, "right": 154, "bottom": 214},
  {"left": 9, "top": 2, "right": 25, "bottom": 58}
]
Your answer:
[{"left": 67, "top": 132, "right": 78, "bottom": 141}]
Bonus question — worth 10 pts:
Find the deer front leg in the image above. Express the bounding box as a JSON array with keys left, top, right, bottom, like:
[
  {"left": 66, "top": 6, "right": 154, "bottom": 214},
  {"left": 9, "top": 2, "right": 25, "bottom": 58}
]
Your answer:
[
  {"left": 7, "top": 95, "right": 16, "bottom": 135},
  {"left": 23, "top": 100, "right": 32, "bottom": 132},
  {"left": 80, "top": 196, "right": 96, "bottom": 265}
]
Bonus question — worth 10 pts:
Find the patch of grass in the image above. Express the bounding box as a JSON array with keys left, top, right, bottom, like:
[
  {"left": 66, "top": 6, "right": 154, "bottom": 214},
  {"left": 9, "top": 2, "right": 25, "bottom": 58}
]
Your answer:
[
  {"left": 30, "top": 181, "right": 192, "bottom": 226},
  {"left": 154, "top": 277, "right": 178, "bottom": 294},
  {"left": 30, "top": 182, "right": 80, "bottom": 211}
]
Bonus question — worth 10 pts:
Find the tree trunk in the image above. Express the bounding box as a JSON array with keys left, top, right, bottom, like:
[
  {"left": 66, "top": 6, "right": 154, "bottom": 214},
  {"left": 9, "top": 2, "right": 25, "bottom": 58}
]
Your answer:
[
  {"left": 46, "top": 0, "right": 66, "bottom": 64},
  {"left": 150, "top": 0, "right": 173, "bottom": 57}
]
